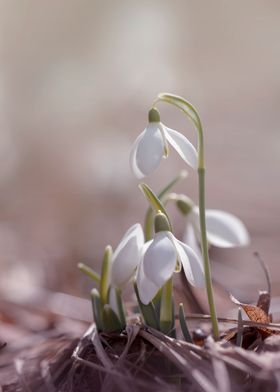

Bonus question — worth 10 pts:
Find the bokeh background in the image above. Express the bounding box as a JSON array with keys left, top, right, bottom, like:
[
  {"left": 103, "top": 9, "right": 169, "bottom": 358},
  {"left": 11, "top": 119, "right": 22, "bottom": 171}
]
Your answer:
[{"left": 0, "top": 0, "right": 279, "bottom": 316}]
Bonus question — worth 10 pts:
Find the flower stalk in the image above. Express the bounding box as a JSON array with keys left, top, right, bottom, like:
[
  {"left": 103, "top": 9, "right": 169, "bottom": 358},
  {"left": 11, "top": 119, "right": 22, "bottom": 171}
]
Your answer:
[
  {"left": 155, "top": 93, "right": 219, "bottom": 339},
  {"left": 159, "top": 277, "right": 173, "bottom": 334}
]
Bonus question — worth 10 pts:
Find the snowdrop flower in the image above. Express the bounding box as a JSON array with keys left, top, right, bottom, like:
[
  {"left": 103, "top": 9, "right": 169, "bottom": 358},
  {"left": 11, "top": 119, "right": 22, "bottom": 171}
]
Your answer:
[
  {"left": 176, "top": 195, "right": 250, "bottom": 249},
  {"left": 110, "top": 223, "right": 144, "bottom": 288},
  {"left": 136, "top": 212, "right": 205, "bottom": 305},
  {"left": 130, "top": 108, "right": 198, "bottom": 179}
]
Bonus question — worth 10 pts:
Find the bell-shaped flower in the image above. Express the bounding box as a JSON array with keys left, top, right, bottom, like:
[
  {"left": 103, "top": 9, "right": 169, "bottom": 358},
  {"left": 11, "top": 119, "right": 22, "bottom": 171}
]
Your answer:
[
  {"left": 136, "top": 214, "right": 205, "bottom": 305},
  {"left": 110, "top": 223, "right": 144, "bottom": 288},
  {"left": 175, "top": 195, "right": 250, "bottom": 249},
  {"left": 130, "top": 108, "right": 198, "bottom": 179},
  {"left": 185, "top": 206, "right": 250, "bottom": 249}
]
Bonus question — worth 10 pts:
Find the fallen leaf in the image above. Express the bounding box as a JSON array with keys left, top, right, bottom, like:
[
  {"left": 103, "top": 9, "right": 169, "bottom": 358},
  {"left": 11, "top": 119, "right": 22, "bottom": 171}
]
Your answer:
[
  {"left": 228, "top": 291, "right": 280, "bottom": 344},
  {"left": 230, "top": 292, "right": 271, "bottom": 324}
]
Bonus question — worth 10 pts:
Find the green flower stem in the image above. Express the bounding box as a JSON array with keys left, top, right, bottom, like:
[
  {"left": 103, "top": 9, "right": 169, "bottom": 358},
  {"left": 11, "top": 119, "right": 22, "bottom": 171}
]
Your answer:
[
  {"left": 160, "top": 277, "right": 174, "bottom": 335},
  {"left": 155, "top": 93, "right": 219, "bottom": 339},
  {"left": 198, "top": 167, "right": 219, "bottom": 339}
]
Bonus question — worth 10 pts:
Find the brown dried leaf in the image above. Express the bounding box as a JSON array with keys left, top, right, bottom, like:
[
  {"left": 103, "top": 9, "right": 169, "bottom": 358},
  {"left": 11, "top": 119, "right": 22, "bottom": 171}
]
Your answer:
[
  {"left": 229, "top": 292, "right": 279, "bottom": 341},
  {"left": 257, "top": 291, "right": 272, "bottom": 321},
  {"left": 229, "top": 293, "right": 270, "bottom": 324}
]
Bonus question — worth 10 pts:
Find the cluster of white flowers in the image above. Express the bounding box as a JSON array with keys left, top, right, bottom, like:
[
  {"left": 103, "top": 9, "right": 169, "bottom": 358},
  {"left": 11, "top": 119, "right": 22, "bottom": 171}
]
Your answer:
[{"left": 109, "top": 110, "right": 249, "bottom": 306}]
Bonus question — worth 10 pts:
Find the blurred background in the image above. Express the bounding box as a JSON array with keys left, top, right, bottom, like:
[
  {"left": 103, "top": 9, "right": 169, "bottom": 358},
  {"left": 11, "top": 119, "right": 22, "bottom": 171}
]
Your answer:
[{"left": 0, "top": 0, "right": 279, "bottom": 316}]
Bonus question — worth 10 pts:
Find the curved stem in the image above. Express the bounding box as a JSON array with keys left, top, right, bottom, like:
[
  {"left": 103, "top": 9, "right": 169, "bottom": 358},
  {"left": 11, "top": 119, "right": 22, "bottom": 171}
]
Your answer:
[{"left": 155, "top": 93, "right": 219, "bottom": 339}]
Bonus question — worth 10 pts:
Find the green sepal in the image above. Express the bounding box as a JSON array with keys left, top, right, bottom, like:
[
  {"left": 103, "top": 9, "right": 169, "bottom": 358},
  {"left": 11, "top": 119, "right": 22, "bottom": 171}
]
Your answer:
[
  {"left": 100, "top": 245, "right": 112, "bottom": 306},
  {"left": 102, "top": 304, "right": 123, "bottom": 333},
  {"left": 78, "top": 262, "right": 101, "bottom": 284},
  {"left": 91, "top": 289, "right": 103, "bottom": 331},
  {"left": 134, "top": 282, "right": 159, "bottom": 330},
  {"left": 178, "top": 303, "right": 192, "bottom": 343}
]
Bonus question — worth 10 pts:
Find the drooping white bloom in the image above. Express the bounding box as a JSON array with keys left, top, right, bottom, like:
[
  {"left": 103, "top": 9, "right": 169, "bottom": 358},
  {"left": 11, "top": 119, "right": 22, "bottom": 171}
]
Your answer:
[
  {"left": 136, "top": 231, "right": 205, "bottom": 305},
  {"left": 130, "top": 108, "right": 197, "bottom": 179},
  {"left": 110, "top": 223, "right": 144, "bottom": 287},
  {"left": 184, "top": 206, "right": 250, "bottom": 249}
]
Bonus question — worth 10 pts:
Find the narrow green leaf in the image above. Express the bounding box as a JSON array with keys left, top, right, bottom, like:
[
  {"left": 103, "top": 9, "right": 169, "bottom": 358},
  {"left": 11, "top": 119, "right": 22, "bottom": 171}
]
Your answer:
[
  {"left": 144, "top": 172, "right": 187, "bottom": 241},
  {"left": 108, "top": 286, "right": 126, "bottom": 329},
  {"left": 115, "top": 288, "right": 126, "bottom": 329},
  {"left": 91, "top": 289, "right": 103, "bottom": 331},
  {"left": 134, "top": 282, "right": 159, "bottom": 330},
  {"left": 78, "top": 262, "right": 101, "bottom": 283},
  {"left": 178, "top": 303, "right": 193, "bottom": 343},
  {"left": 102, "top": 304, "right": 123, "bottom": 333},
  {"left": 139, "top": 183, "right": 172, "bottom": 234},
  {"left": 100, "top": 245, "right": 112, "bottom": 306},
  {"left": 139, "top": 183, "right": 167, "bottom": 214}
]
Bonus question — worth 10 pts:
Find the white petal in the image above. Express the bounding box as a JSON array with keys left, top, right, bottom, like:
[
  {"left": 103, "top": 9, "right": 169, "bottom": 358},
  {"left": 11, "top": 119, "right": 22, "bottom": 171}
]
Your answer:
[
  {"left": 191, "top": 207, "right": 250, "bottom": 248},
  {"left": 108, "top": 287, "right": 119, "bottom": 316},
  {"left": 183, "top": 223, "right": 203, "bottom": 262},
  {"left": 172, "top": 236, "right": 205, "bottom": 288},
  {"left": 111, "top": 223, "right": 144, "bottom": 287},
  {"left": 136, "top": 252, "right": 159, "bottom": 305},
  {"left": 143, "top": 231, "right": 177, "bottom": 288},
  {"left": 129, "top": 123, "right": 164, "bottom": 178},
  {"left": 129, "top": 130, "right": 146, "bottom": 178},
  {"left": 164, "top": 126, "right": 197, "bottom": 169}
]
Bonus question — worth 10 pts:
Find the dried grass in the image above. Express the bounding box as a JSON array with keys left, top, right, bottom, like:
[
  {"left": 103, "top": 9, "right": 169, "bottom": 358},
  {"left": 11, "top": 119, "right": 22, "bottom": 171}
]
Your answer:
[{"left": 57, "top": 320, "right": 280, "bottom": 392}]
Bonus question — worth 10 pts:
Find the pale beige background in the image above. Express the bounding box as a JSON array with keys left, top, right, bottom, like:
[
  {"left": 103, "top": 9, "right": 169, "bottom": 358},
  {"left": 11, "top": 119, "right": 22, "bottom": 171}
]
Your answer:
[{"left": 0, "top": 1, "right": 279, "bottom": 311}]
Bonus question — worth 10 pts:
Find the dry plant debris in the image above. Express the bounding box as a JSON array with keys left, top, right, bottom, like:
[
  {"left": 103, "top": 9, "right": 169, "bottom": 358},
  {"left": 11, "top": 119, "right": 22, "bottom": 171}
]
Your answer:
[{"left": 59, "top": 323, "right": 280, "bottom": 392}]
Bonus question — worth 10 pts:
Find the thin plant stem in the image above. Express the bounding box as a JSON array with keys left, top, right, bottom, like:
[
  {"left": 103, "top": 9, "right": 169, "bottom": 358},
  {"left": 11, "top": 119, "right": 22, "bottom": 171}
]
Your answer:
[
  {"left": 198, "top": 168, "right": 219, "bottom": 339},
  {"left": 196, "top": 121, "right": 219, "bottom": 339},
  {"left": 160, "top": 277, "right": 173, "bottom": 335},
  {"left": 155, "top": 93, "right": 219, "bottom": 339}
]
